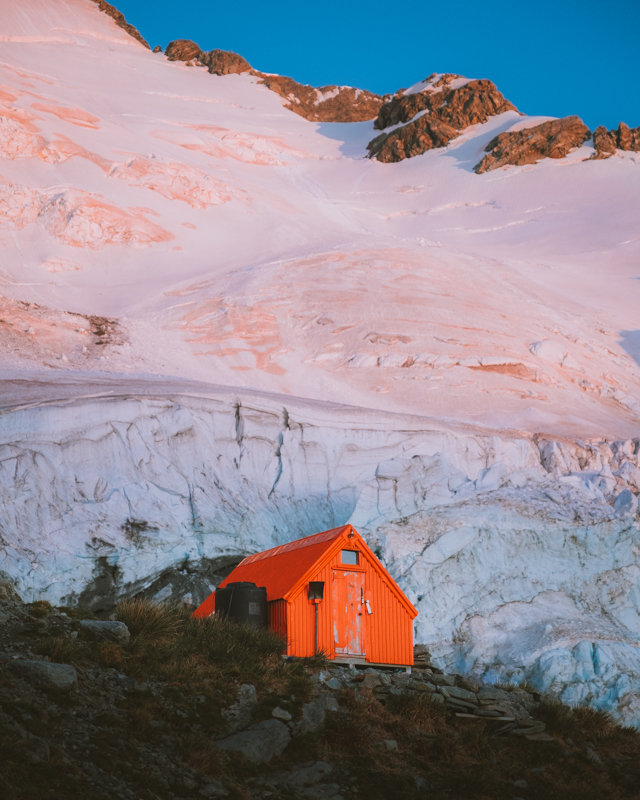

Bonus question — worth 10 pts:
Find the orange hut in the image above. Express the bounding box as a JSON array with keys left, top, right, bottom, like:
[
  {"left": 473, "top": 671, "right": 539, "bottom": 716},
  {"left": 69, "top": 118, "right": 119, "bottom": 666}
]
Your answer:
[{"left": 193, "top": 525, "right": 418, "bottom": 667}]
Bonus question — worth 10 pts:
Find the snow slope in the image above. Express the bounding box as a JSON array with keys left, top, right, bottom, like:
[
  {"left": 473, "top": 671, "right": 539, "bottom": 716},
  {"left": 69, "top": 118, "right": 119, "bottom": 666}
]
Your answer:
[{"left": 1, "top": 0, "right": 640, "bottom": 724}]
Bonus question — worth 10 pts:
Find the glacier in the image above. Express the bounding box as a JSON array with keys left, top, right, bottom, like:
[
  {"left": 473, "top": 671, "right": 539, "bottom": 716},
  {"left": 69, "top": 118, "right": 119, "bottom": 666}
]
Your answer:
[{"left": 2, "top": 379, "right": 640, "bottom": 725}]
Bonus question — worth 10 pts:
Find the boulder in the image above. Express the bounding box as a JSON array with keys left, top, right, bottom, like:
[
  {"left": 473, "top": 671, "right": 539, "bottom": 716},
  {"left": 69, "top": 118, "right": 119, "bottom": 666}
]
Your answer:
[
  {"left": 201, "top": 49, "right": 252, "bottom": 76},
  {"left": 272, "top": 706, "right": 292, "bottom": 721},
  {"left": 382, "top": 738, "right": 398, "bottom": 751},
  {"left": 79, "top": 619, "right": 130, "bottom": 644},
  {"left": 288, "top": 761, "right": 333, "bottom": 786},
  {"left": 477, "top": 687, "right": 510, "bottom": 702},
  {"left": 361, "top": 673, "right": 381, "bottom": 689},
  {"left": 9, "top": 660, "right": 77, "bottom": 692},
  {"left": 592, "top": 125, "right": 617, "bottom": 159},
  {"left": 298, "top": 693, "right": 340, "bottom": 732},
  {"left": 221, "top": 683, "right": 257, "bottom": 732},
  {"left": 429, "top": 674, "right": 456, "bottom": 686},
  {"left": 165, "top": 39, "right": 202, "bottom": 63},
  {"left": 199, "top": 780, "right": 229, "bottom": 798},
  {"left": 216, "top": 719, "right": 290, "bottom": 764},
  {"left": 446, "top": 685, "right": 478, "bottom": 704},
  {"left": 474, "top": 116, "right": 591, "bottom": 173}
]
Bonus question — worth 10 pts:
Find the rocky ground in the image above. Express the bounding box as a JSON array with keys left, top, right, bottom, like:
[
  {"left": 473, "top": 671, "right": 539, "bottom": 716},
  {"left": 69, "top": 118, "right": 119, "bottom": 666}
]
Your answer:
[{"left": 2, "top": 581, "right": 640, "bottom": 800}]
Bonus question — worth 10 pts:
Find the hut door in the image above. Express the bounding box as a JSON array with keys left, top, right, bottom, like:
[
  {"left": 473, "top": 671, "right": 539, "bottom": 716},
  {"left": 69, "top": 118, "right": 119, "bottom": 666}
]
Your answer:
[{"left": 332, "top": 570, "right": 365, "bottom": 656}]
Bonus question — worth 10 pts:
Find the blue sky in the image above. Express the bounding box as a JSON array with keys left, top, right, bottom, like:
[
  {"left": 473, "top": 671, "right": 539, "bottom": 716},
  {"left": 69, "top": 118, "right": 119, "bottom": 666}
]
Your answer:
[{"left": 115, "top": 0, "right": 639, "bottom": 130}]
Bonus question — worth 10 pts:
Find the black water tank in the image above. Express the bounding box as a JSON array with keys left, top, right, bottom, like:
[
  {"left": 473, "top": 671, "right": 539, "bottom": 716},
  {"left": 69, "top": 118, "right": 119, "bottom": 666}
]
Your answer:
[{"left": 215, "top": 582, "right": 268, "bottom": 628}]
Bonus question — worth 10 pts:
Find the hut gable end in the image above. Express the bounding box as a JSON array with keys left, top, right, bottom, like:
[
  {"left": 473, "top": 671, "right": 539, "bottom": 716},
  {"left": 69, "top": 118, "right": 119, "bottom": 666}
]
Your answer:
[{"left": 193, "top": 525, "right": 418, "bottom": 667}]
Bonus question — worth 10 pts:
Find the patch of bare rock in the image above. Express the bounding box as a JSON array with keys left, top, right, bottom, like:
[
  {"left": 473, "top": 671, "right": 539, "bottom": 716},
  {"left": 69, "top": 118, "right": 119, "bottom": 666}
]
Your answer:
[
  {"left": 474, "top": 116, "right": 591, "bottom": 173},
  {"left": 367, "top": 75, "right": 518, "bottom": 162},
  {"left": 163, "top": 39, "right": 388, "bottom": 122},
  {"left": 165, "top": 39, "right": 252, "bottom": 76},
  {"left": 592, "top": 122, "right": 640, "bottom": 159},
  {"left": 89, "top": 0, "right": 150, "bottom": 49}
]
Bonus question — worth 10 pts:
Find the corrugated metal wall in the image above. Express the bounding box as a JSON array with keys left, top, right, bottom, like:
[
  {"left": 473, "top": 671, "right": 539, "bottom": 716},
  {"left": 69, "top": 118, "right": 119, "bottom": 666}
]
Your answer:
[
  {"left": 285, "top": 548, "right": 413, "bottom": 666},
  {"left": 268, "top": 599, "right": 288, "bottom": 653}
]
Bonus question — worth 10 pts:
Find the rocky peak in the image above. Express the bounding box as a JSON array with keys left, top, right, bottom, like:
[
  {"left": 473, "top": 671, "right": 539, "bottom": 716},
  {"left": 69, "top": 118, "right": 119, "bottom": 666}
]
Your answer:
[
  {"left": 89, "top": 0, "right": 150, "bottom": 49},
  {"left": 368, "top": 78, "right": 518, "bottom": 162},
  {"left": 373, "top": 73, "right": 465, "bottom": 129},
  {"left": 474, "top": 116, "right": 591, "bottom": 174}
]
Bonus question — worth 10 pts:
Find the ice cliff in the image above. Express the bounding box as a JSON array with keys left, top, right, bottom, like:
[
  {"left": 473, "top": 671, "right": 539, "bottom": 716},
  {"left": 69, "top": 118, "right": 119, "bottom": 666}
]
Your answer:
[{"left": 1, "top": 387, "right": 640, "bottom": 726}]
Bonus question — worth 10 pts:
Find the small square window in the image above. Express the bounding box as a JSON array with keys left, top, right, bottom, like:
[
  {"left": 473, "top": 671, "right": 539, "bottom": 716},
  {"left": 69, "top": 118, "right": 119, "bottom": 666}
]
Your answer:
[{"left": 341, "top": 549, "right": 359, "bottom": 565}]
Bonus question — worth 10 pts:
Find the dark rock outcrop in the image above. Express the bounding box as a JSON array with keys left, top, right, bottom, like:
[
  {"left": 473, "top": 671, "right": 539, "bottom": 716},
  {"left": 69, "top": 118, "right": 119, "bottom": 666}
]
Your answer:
[
  {"left": 165, "top": 40, "right": 252, "bottom": 75},
  {"left": 474, "top": 116, "right": 591, "bottom": 174},
  {"left": 164, "top": 38, "right": 204, "bottom": 64},
  {"left": 258, "top": 75, "right": 387, "bottom": 122},
  {"left": 617, "top": 121, "right": 640, "bottom": 151},
  {"left": 368, "top": 116, "right": 458, "bottom": 162},
  {"left": 202, "top": 49, "right": 252, "bottom": 76},
  {"left": 89, "top": 0, "right": 150, "bottom": 49},
  {"left": 592, "top": 122, "right": 640, "bottom": 159},
  {"left": 592, "top": 125, "right": 618, "bottom": 159},
  {"left": 374, "top": 74, "right": 465, "bottom": 129},
  {"left": 368, "top": 77, "right": 517, "bottom": 162}
]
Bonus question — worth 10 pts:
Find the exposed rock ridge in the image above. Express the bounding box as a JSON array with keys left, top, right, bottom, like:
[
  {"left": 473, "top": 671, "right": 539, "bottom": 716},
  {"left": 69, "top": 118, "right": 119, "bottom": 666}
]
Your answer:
[
  {"left": 257, "top": 74, "right": 388, "bottom": 123},
  {"left": 592, "top": 122, "right": 640, "bottom": 159},
  {"left": 164, "top": 38, "right": 388, "bottom": 122},
  {"left": 474, "top": 116, "right": 591, "bottom": 174},
  {"left": 367, "top": 77, "right": 518, "bottom": 162},
  {"left": 88, "top": 0, "right": 150, "bottom": 49}
]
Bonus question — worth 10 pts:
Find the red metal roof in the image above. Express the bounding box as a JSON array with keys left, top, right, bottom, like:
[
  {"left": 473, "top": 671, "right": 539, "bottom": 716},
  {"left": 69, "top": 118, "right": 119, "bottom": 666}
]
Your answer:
[
  {"left": 239, "top": 525, "right": 349, "bottom": 566},
  {"left": 217, "top": 526, "right": 350, "bottom": 602}
]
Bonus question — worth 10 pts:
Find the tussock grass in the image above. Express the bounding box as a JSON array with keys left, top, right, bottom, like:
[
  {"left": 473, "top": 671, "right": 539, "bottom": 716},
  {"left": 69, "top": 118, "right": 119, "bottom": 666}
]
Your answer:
[
  {"left": 177, "top": 732, "right": 226, "bottom": 776},
  {"left": 535, "top": 696, "right": 578, "bottom": 737},
  {"left": 113, "top": 599, "right": 286, "bottom": 687},
  {"left": 115, "top": 598, "right": 182, "bottom": 640},
  {"left": 26, "top": 600, "right": 52, "bottom": 618},
  {"left": 385, "top": 692, "right": 448, "bottom": 735},
  {"left": 38, "top": 636, "right": 88, "bottom": 666}
]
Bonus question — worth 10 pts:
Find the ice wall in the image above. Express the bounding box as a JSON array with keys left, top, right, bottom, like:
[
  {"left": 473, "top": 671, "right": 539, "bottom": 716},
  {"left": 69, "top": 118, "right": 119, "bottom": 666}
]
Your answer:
[{"left": 1, "top": 391, "right": 639, "bottom": 724}]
